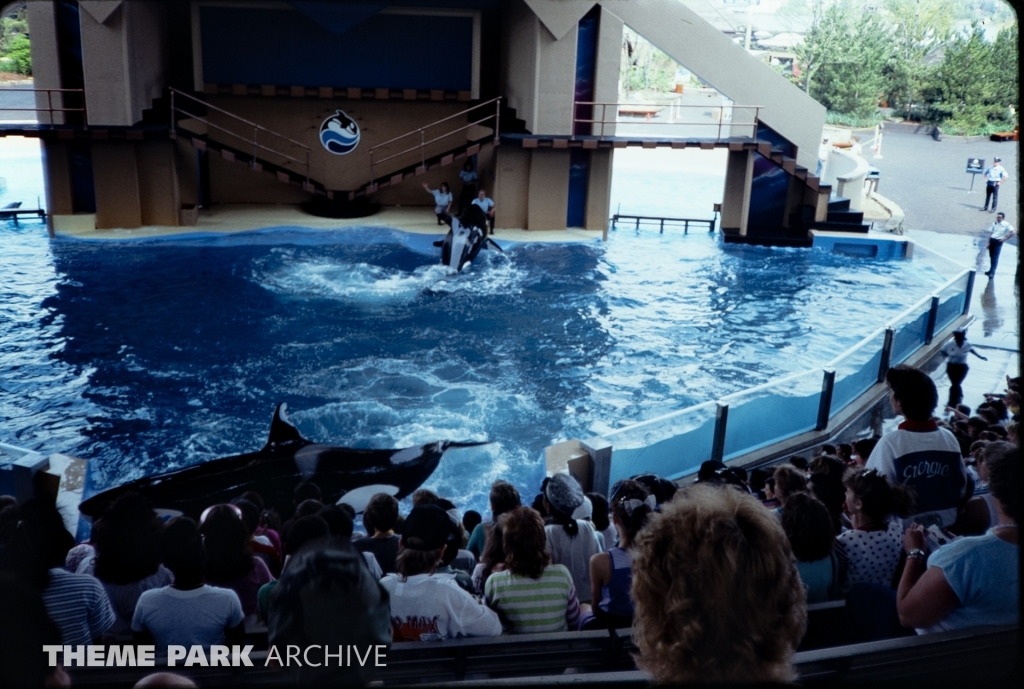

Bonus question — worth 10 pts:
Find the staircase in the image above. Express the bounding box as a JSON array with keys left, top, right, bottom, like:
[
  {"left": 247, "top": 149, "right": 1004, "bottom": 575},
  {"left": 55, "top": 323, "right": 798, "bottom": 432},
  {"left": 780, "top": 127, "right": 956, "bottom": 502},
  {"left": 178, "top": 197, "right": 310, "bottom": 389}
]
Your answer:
[{"left": 168, "top": 88, "right": 501, "bottom": 204}]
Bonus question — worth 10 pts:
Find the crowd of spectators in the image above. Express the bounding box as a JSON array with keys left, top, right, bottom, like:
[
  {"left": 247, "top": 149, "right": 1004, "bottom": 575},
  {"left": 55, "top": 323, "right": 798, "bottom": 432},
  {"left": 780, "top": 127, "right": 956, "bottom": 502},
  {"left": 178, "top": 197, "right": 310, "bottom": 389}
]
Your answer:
[{"left": 0, "top": 363, "right": 1018, "bottom": 686}]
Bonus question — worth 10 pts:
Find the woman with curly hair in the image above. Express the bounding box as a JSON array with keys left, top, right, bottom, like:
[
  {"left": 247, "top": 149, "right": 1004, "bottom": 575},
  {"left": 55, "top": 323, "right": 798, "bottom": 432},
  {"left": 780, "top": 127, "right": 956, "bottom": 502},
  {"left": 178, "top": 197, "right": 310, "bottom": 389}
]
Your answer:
[
  {"left": 632, "top": 484, "right": 806, "bottom": 683},
  {"left": 484, "top": 506, "right": 582, "bottom": 633},
  {"left": 200, "top": 504, "right": 274, "bottom": 621},
  {"left": 838, "top": 467, "right": 915, "bottom": 588}
]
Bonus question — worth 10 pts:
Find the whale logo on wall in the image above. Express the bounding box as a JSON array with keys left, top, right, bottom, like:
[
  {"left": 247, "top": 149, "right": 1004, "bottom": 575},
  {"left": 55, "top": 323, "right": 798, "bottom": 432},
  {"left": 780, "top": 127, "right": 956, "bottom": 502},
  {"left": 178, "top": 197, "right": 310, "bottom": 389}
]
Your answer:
[{"left": 319, "top": 110, "right": 360, "bottom": 155}]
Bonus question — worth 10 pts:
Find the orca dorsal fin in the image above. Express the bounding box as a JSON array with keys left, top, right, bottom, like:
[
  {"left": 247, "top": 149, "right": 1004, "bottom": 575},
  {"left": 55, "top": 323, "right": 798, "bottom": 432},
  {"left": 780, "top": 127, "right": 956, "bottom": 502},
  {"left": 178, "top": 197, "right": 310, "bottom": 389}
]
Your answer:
[{"left": 265, "top": 403, "right": 307, "bottom": 449}]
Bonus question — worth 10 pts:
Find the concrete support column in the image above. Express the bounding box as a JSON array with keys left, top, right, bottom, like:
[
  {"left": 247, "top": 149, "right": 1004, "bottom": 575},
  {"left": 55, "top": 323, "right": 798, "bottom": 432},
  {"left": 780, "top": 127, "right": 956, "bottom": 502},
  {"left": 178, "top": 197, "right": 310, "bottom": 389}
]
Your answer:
[
  {"left": 494, "top": 147, "right": 530, "bottom": 230},
  {"left": 527, "top": 149, "right": 570, "bottom": 230},
  {"left": 26, "top": 1, "right": 63, "bottom": 124},
  {"left": 585, "top": 148, "right": 613, "bottom": 231},
  {"left": 91, "top": 141, "right": 142, "bottom": 229},
  {"left": 40, "top": 139, "right": 74, "bottom": 227},
  {"left": 722, "top": 149, "right": 753, "bottom": 235}
]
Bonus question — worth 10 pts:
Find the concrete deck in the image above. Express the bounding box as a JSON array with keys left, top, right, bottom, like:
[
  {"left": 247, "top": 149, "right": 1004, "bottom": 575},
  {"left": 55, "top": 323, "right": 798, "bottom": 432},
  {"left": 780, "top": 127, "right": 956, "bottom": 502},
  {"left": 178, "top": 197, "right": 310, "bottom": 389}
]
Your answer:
[{"left": 52, "top": 204, "right": 606, "bottom": 244}]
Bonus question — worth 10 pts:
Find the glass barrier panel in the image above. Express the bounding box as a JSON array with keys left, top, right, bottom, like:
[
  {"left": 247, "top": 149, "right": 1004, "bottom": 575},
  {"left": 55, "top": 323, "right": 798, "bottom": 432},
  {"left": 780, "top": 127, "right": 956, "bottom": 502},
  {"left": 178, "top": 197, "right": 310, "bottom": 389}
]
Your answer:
[
  {"left": 721, "top": 369, "right": 823, "bottom": 461},
  {"left": 934, "top": 272, "right": 970, "bottom": 334},
  {"left": 829, "top": 330, "right": 887, "bottom": 412},
  {"left": 890, "top": 301, "right": 932, "bottom": 365},
  {"left": 911, "top": 243, "right": 973, "bottom": 281},
  {"left": 606, "top": 401, "right": 718, "bottom": 485}
]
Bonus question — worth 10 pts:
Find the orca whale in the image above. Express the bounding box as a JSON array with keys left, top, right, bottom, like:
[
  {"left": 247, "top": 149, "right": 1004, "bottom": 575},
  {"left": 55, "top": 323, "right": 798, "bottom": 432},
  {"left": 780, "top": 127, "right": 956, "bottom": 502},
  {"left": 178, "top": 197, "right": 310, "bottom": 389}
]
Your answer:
[
  {"left": 78, "top": 403, "right": 486, "bottom": 519},
  {"left": 440, "top": 205, "right": 503, "bottom": 272}
]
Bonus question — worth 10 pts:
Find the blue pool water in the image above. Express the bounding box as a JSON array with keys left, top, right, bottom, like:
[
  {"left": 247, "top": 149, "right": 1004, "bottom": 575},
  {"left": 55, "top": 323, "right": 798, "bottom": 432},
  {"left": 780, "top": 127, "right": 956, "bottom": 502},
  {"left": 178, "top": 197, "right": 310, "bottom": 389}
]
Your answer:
[{"left": 1, "top": 212, "right": 952, "bottom": 516}]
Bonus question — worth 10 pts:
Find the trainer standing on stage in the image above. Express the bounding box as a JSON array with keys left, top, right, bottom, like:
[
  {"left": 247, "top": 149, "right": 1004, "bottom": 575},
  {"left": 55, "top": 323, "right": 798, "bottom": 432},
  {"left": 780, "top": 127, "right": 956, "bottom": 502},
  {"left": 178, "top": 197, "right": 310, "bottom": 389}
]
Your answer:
[
  {"left": 981, "top": 157, "right": 1009, "bottom": 212},
  {"left": 985, "top": 212, "right": 1015, "bottom": 277},
  {"left": 939, "top": 330, "right": 987, "bottom": 408}
]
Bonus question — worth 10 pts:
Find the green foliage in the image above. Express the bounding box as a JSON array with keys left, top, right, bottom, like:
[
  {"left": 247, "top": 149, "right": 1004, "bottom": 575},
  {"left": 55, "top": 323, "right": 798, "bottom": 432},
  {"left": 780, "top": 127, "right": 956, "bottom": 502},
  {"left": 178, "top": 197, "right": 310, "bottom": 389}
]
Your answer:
[
  {"left": 0, "top": 3, "right": 28, "bottom": 54},
  {"left": 882, "top": 0, "right": 958, "bottom": 120},
  {"left": 620, "top": 28, "right": 677, "bottom": 96},
  {"left": 1, "top": 34, "right": 31, "bottom": 75},
  {"left": 797, "top": 0, "right": 892, "bottom": 119},
  {"left": 825, "top": 110, "right": 885, "bottom": 127},
  {"left": 926, "top": 22, "right": 1013, "bottom": 135}
]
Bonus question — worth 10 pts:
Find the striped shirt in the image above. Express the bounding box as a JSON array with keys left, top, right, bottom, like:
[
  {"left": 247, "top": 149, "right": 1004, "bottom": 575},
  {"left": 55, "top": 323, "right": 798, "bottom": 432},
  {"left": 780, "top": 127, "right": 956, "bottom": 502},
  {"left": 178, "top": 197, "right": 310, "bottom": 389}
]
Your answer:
[
  {"left": 484, "top": 564, "right": 580, "bottom": 634},
  {"left": 42, "top": 568, "right": 116, "bottom": 645}
]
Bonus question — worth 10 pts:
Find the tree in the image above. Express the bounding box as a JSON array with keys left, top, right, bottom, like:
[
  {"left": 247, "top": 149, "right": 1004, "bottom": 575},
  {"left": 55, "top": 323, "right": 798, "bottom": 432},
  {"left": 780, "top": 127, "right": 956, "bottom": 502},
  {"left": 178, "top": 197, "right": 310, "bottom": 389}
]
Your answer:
[
  {"left": 882, "top": 0, "right": 958, "bottom": 120},
  {"left": 927, "top": 22, "right": 1008, "bottom": 133},
  {"left": 796, "top": 0, "right": 892, "bottom": 118},
  {"left": 988, "top": 23, "right": 1017, "bottom": 120},
  {"left": 2, "top": 34, "right": 30, "bottom": 75}
]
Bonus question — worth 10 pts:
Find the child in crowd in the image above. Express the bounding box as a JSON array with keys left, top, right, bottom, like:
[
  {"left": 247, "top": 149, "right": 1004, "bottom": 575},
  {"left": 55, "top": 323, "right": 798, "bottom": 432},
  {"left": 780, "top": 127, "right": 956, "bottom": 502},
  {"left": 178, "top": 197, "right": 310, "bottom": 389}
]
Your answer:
[
  {"left": 380, "top": 505, "right": 500, "bottom": 641},
  {"left": 586, "top": 480, "right": 654, "bottom": 629},
  {"left": 353, "top": 493, "right": 402, "bottom": 574},
  {"left": 838, "top": 468, "right": 914, "bottom": 588},
  {"left": 781, "top": 493, "right": 845, "bottom": 603}
]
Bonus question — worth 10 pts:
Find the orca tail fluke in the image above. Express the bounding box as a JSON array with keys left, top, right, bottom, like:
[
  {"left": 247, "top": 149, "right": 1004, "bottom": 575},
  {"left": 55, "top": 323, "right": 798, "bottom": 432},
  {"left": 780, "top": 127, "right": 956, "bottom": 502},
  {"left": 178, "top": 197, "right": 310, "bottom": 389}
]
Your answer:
[
  {"left": 265, "top": 403, "right": 308, "bottom": 450},
  {"left": 485, "top": 238, "right": 504, "bottom": 252}
]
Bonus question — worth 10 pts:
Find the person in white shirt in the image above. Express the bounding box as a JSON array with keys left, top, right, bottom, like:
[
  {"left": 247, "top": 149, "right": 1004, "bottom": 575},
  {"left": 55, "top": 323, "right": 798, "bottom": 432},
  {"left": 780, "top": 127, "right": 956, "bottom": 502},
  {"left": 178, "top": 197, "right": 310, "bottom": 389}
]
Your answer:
[
  {"left": 132, "top": 517, "right": 245, "bottom": 656},
  {"left": 471, "top": 189, "right": 496, "bottom": 235},
  {"left": 985, "top": 212, "right": 1016, "bottom": 277},
  {"left": 379, "top": 504, "right": 500, "bottom": 641},
  {"left": 981, "top": 157, "right": 1009, "bottom": 212},
  {"left": 422, "top": 182, "right": 453, "bottom": 226},
  {"left": 938, "top": 330, "right": 987, "bottom": 407}
]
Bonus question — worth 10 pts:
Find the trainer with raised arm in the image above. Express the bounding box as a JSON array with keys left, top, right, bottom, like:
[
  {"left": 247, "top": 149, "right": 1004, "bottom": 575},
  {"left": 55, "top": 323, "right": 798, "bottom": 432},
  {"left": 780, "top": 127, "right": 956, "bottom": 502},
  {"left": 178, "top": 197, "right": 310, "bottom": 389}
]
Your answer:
[
  {"left": 423, "top": 182, "right": 453, "bottom": 226},
  {"left": 984, "top": 212, "right": 1015, "bottom": 277}
]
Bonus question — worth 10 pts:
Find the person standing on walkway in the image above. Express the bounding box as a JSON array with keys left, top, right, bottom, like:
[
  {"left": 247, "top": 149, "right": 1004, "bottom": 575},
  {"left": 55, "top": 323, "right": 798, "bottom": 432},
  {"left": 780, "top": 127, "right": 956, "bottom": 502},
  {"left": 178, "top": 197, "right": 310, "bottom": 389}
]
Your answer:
[
  {"left": 981, "top": 157, "right": 1009, "bottom": 212},
  {"left": 985, "top": 212, "right": 1015, "bottom": 277},
  {"left": 939, "top": 330, "right": 987, "bottom": 408},
  {"left": 457, "top": 160, "right": 478, "bottom": 214}
]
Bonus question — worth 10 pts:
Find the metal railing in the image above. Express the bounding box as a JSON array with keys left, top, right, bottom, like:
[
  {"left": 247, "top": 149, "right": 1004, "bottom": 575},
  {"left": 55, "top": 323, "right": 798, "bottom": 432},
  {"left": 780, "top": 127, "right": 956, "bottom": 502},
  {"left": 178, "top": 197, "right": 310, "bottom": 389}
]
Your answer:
[
  {"left": 573, "top": 101, "right": 762, "bottom": 139},
  {"left": 0, "top": 88, "right": 87, "bottom": 125},
  {"left": 169, "top": 87, "right": 311, "bottom": 185},
  {"left": 610, "top": 213, "right": 717, "bottom": 234},
  {"left": 366, "top": 97, "right": 501, "bottom": 192}
]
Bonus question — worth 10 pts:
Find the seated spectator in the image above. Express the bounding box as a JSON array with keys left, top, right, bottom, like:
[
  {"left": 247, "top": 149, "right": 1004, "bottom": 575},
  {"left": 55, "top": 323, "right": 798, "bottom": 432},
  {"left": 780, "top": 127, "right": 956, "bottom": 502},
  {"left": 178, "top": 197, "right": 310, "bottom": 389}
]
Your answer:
[
  {"left": 280, "top": 481, "right": 322, "bottom": 539},
  {"left": 471, "top": 522, "right": 506, "bottom": 593},
  {"left": 239, "top": 490, "right": 282, "bottom": 554},
  {"left": 836, "top": 443, "right": 853, "bottom": 465},
  {"left": 231, "top": 497, "right": 281, "bottom": 577},
  {"left": 1, "top": 497, "right": 115, "bottom": 645},
  {"left": 748, "top": 468, "right": 770, "bottom": 501},
  {"left": 632, "top": 484, "right": 806, "bottom": 682},
  {"left": 851, "top": 437, "right": 879, "bottom": 468},
  {"left": 268, "top": 537, "right": 391, "bottom": 686},
  {"left": 484, "top": 506, "right": 582, "bottom": 633},
  {"left": 781, "top": 493, "right": 845, "bottom": 603},
  {"left": 630, "top": 474, "right": 678, "bottom": 505},
  {"left": 867, "top": 365, "right": 968, "bottom": 529},
  {"left": 462, "top": 510, "right": 482, "bottom": 547},
  {"left": 467, "top": 480, "right": 521, "bottom": 559},
  {"left": 257, "top": 515, "right": 340, "bottom": 619},
  {"left": 85, "top": 492, "right": 174, "bottom": 641},
  {"left": 353, "top": 493, "right": 402, "bottom": 574},
  {"left": 897, "top": 441, "right": 1019, "bottom": 631},
  {"left": 381, "top": 505, "right": 500, "bottom": 641},
  {"left": 200, "top": 504, "right": 274, "bottom": 621},
  {"left": 543, "top": 473, "right": 602, "bottom": 603},
  {"left": 809, "top": 472, "right": 849, "bottom": 534},
  {"left": 318, "top": 505, "right": 383, "bottom": 578},
  {"left": 956, "top": 441, "right": 1007, "bottom": 534},
  {"left": 839, "top": 468, "right": 915, "bottom": 588},
  {"left": 436, "top": 497, "right": 476, "bottom": 574},
  {"left": 772, "top": 464, "right": 808, "bottom": 514},
  {"left": 789, "top": 455, "right": 809, "bottom": 471},
  {"left": 585, "top": 492, "right": 616, "bottom": 551},
  {"left": 132, "top": 517, "right": 244, "bottom": 655},
  {"left": 586, "top": 480, "right": 654, "bottom": 629},
  {"left": 0, "top": 572, "right": 69, "bottom": 688}
]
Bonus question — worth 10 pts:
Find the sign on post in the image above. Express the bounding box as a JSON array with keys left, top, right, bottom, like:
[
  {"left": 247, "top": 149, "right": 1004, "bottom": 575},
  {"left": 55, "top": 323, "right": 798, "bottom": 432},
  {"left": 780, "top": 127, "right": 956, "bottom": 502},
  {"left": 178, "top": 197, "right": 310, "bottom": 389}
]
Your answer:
[{"left": 965, "top": 158, "right": 985, "bottom": 192}]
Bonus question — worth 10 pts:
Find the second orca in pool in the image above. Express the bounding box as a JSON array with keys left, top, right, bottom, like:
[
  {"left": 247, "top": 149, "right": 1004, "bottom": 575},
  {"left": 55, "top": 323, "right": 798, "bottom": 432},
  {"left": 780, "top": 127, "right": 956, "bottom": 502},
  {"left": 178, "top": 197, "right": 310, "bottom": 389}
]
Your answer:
[
  {"left": 78, "top": 403, "right": 488, "bottom": 519},
  {"left": 439, "top": 205, "right": 503, "bottom": 272}
]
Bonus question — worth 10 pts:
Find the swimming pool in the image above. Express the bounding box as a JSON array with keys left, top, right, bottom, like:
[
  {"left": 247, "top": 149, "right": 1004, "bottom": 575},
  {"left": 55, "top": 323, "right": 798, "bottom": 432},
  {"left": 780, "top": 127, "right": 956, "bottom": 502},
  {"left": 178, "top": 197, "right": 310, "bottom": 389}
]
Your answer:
[{"left": 1, "top": 211, "right": 954, "bottom": 516}]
